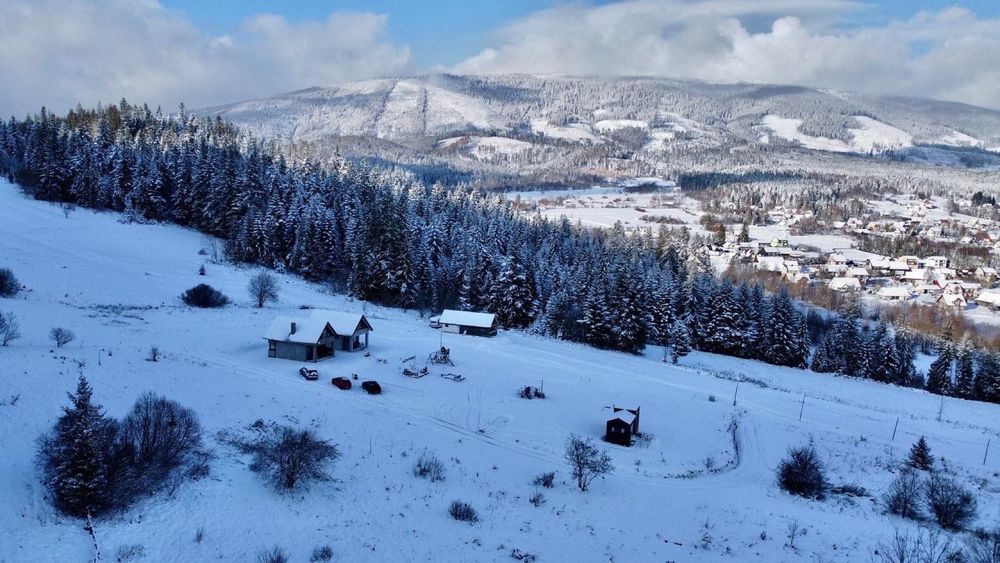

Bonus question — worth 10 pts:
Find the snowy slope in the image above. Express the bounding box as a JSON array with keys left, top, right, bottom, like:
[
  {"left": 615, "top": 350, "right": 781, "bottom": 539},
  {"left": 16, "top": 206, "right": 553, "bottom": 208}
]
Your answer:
[
  {"left": 762, "top": 115, "right": 913, "bottom": 154},
  {"left": 2, "top": 180, "right": 1000, "bottom": 562}
]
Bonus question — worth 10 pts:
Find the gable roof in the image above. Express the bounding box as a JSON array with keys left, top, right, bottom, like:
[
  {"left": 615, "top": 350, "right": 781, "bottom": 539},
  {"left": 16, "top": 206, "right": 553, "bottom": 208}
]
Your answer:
[
  {"left": 439, "top": 309, "right": 496, "bottom": 329},
  {"left": 264, "top": 309, "right": 372, "bottom": 343},
  {"left": 312, "top": 310, "right": 372, "bottom": 336},
  {"left": 608, "top": 411, "right": 636, "bottom": 425}
]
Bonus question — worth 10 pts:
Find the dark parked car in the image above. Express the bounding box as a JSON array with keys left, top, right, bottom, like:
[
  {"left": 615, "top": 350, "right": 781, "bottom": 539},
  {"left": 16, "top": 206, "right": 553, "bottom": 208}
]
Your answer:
[
  {"left": 331, "top": 377, "right": 352, "bottom": 390},
  {"left": 361, "top": 380, "right": 382, "bottom": 395},
  {"left": 299, "top": 367, "right": 319, "bottom": 381}
]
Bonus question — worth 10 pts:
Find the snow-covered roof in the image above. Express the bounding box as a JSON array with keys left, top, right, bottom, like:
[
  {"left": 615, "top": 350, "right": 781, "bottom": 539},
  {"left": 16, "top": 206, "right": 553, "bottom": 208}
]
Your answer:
[
  {"left": 828, "top": 277, "right": 861, "bottom": 291},
  {"left": 439, "top": 309, "right": 496, "bottom": 329},
  {"left": 309, "top": 309, "right": 371, "bottom": 336},
  {"left": 877, "top": 286, "right": 912, "bottom": 298},
  {"left": 264, "top": 315, "right": 331, "bottom": 344},
  {"left": 264, "top": 310, "right": 371, "bottom": 343},
  {"left": 608, "top": 410, "right": 637, "bottom": 424},
  {"left": 848, "top": 267, "right": 869, "bottom": 277},
  {"left": 976, "top": 290, "right": 1000, "bottom": 305}
]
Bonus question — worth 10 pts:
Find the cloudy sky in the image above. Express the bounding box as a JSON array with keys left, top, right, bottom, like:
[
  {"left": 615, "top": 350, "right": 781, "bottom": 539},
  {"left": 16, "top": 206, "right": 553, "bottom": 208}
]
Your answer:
[{"left": 2, "top": 0, "right": 1000, "bottom": 116}]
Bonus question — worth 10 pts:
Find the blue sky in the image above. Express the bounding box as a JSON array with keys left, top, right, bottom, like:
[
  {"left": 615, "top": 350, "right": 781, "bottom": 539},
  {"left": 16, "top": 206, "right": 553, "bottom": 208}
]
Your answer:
[{"left": 160, "top": 0, "right": 999, "bottom": 67}]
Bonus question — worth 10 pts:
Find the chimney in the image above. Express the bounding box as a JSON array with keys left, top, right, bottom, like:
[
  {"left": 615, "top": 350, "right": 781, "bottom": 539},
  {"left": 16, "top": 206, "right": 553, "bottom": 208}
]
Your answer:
[{"left": 290, "top": 322, "right": 297, "bottom": 335}]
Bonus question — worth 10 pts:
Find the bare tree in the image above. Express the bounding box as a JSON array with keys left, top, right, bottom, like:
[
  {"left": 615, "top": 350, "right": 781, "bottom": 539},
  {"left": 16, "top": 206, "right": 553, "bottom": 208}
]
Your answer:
[
  {"left": 248, "top": 271, "right": 280, "bottom": 308},
  {"left": 926, "top": 475, "right": 978, "bottom": 530},
  {"left": 965, "top": 526, "right": 1000, "bottom": 563},
  {"left": 564, "top": 434, "right": 614, "bottom": 491},
  {"left": 873, "top": 528, "right": 961, "bottom": 563},
  {"left": 883, "top": 470, "right": 923, "bottom": 520},
  {"left": 0, "top": 267, "right": 19, "bottom": 297},
  {"left": 0, "top": 311, "right": 21, "bottom": 346},
  {"left": 50, "top": 327, "right": 75, "bottom": 348},
  {"left": 250, "top": 426, "right": 338, "bottom": 491}
]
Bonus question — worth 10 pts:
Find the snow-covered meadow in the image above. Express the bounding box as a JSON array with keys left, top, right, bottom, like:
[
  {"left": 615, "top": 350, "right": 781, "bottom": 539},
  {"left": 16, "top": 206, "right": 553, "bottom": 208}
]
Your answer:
[{"left": 1, "top": 181, "right": 999, "bottom": 562}]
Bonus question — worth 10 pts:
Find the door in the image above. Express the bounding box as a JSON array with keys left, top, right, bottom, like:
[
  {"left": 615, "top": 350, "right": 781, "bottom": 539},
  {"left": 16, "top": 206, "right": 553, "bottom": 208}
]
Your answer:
[{"left": 306, "top": 346, "right": 314, "bottom": 361}]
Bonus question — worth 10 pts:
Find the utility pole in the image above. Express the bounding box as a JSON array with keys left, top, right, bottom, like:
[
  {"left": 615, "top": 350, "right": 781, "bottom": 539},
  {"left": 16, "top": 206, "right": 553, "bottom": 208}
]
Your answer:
[
  {"left": 891, "top": 417, "right": 899, "bottom": 441},
  {"left": 985, "top": 439, "right": 992, "bottom": 465},
  {"left": 732, "top": 382, "right": 739, "bottom": 407},
  {"left": 798, "top": 393, "right": 805, "bottom": 422}
]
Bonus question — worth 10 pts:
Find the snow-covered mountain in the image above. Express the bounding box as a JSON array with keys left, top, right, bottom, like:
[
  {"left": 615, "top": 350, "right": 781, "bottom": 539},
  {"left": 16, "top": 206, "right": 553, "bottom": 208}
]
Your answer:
[{"left": 201, "top": 74, "right": 1000, "bottom": 175}]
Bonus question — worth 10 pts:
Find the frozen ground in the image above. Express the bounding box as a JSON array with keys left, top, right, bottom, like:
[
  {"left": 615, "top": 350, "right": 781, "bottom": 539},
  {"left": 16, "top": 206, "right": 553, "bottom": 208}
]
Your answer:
[{"left": 1, "top": 181, "right": 999, "bottom": 562}]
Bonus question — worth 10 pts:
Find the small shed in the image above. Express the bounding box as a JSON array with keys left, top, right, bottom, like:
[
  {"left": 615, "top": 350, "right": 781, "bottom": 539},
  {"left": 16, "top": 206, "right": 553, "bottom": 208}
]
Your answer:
[
  {"left": 605, "top": 405, "right": 640, "bottom": 447},
  {"left": 438, "top": 309, "right": 498, "bottom": 337},
  {"left": 265, "top": 310, "right": 373, "bottom": 362}
]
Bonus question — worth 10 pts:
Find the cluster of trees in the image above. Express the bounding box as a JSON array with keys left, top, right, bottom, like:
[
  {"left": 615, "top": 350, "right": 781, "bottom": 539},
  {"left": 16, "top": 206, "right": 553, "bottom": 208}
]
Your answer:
[
  {"left": 37, "top": 377, "right": 206, "bottom": 517},
  {"left": 811, "top": 305, "right": 919, "bottom": 386},
  {"left": 0, "top": 103, "right": 812, "bottom": 364},
  {"left": 926, "top": 328, "right": 1000, "bottom": 402}
]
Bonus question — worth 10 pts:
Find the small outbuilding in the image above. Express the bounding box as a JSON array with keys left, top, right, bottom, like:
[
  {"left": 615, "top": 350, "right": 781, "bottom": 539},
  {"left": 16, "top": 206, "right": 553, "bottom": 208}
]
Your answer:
[
  {"left": 605, "top": 405, "right": 641, "bottom": 447},
  {"left": 265, "top": 310, "right": 373, "bottom": 362},
  {"left": 438, "top": 309, "right": 498, "bottom": 337}
]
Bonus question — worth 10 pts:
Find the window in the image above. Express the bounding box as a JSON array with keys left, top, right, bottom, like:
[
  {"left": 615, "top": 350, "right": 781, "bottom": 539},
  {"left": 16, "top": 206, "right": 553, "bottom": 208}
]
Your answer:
[{"left": 268, "top": 341, "right": 276, "bottom": 357}]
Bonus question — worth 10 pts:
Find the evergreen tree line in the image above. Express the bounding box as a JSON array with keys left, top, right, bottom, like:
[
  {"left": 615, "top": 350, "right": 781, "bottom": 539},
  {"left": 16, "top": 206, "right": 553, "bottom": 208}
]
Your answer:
[{"left": 3, "top": 103, "right": 999, "bottom": 404}]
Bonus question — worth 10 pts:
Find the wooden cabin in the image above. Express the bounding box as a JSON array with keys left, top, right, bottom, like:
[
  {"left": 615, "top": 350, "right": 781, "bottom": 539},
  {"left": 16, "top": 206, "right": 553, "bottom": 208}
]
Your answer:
[
  {"left": 265, "top": 310, "right": 373, "bottom": 362},
  {"left": 438, "top": 309, "right": 498, "bottom": 337},
  {"left": 605, "top": 405, "right": 640, "bottom": 447}
]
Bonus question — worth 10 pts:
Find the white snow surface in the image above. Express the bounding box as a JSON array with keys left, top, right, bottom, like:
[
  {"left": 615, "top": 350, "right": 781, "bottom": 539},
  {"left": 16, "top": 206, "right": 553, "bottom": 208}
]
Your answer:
[
  {"left": 1, "top": 181, "right": 1000, "bottom": 562},
  {"left": 530, "top": 119, "right": 601, "bottom": 143},
  {"left": 763, "top": 115, "right": 912, "bottom": 154}
]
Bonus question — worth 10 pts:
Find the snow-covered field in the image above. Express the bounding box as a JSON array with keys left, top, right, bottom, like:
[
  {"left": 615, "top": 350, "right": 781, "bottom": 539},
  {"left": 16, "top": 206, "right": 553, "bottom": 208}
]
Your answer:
[
  {"left": 2, "top": 181, "right": 999, "bottom": 562},
  {"left": 763, "top": 115, "right": 912, "bottom": 154}
]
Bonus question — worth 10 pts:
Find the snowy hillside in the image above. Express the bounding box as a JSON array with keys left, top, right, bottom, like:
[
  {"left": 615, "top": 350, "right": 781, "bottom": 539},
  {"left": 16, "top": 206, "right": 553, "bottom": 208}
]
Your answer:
[
  {"left": 2, "top": 179, "right": 1000, "bottom": 562},
  {"left": 200, "top": 74, "right": 1000, "bottom": 173}
]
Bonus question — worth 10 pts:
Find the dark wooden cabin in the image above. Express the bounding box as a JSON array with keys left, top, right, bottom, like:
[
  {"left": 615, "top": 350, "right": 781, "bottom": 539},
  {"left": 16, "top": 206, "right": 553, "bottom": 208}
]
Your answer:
[{"left": 605, "top": 405, "right": 640, "bottom": 447}]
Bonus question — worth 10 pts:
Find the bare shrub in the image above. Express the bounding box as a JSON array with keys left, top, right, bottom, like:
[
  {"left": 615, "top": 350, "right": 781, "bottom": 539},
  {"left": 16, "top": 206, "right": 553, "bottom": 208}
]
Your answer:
[
  {"left": 533, "top": 471, "right": 555, "bottom": 488},
  {"left": 194, "top": 526, "right": 206, "bottom": 544},
  {"left": 564, "top": 434, "right": 614, "bottom": 492},
  {"left": 873, "top": 528, "right": 961, "bottom": 563},
  {"left": 310, "top": 545, "right": 333, "bottom": 562},
  {"left": 248, "top": 271, "right": 280, "bottom": 308},
  {"left": 528, "top": 491, "right": 546, "bottom": 507},
  {"left": 148, "top": 346, "right": 160, "bottom": 362},
  {"left": 0, "top": 311, "right": 21, "bottom": 346},
  {"left": 50, "top": 327, "right": 75, "bottom": 348},
  {"left": 180, "top": 284, "right": 229, "bottom": 308},
  {"left": 413, "top": 451, "right": 446, "bottom": 482},
  {"left": 883, "top": 470, "right": 924, "bottom": 520},
  {"left": 0, "top": 268, "right": 20, "bottom": 297},
  {"left": 926, "top": 475, "right": 978, "bottom": 530},
  {"left": 449, "top": 500, "right": 479, "bottom": 523},
  {"left": 777, "top": 442, "right": 826, "bottom": 500},
  {"left": 249, "top": 426, "right": 339, "bottom": 491},
  {"left": 256, "top": 546, "right": 289, "bottom": 563},
  {"left": 965, "top": 526, "right": 1000, "bottom": 563},
  {"left": 114, "top": 543, "right": 145, "bottom": 562}
]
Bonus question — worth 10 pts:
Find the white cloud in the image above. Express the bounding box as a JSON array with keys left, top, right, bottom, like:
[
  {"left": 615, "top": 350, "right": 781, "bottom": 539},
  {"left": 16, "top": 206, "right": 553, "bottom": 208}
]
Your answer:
[
  {"left": 454, "top": 0, "right": 1000, "bottom": 109},
  {"left": 0, "top": 0, "right": 410, "bottom": 116}
]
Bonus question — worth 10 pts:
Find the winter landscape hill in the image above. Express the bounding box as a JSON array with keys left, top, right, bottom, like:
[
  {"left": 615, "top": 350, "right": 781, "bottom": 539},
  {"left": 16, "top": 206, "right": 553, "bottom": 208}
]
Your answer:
[
  {"left": 2, "top": 177, "right": 999, "bottom": 562},
  {"left": 202, "top": 74, "right": 1000, "bottom": 183}
]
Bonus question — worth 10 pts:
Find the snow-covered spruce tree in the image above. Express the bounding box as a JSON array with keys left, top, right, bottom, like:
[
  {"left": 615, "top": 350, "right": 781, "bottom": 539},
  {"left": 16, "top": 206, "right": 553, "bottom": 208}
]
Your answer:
[
  {"left": 907, "top": 436, "right": 934, "bottom": 471},
  {"left": 668, "top": 318, "right": 692, "bottom": 364},
  {"left": 38, "top": 376, "right": 110, "bottom": 517},
  {"left": 953, "top": 337, "right": 976, "bottom": 399},
  {"left": 926, "top": 342, "right": 954, "bottom": 397},
  {"left": 759, "top": 290, "right": 808, "bottom": 368},
  {"left": 893, "top": 321, "right": 918, "bottom": 387},
  {"left": 974, "top": 351, "right": 1000, "bottom": 403}
]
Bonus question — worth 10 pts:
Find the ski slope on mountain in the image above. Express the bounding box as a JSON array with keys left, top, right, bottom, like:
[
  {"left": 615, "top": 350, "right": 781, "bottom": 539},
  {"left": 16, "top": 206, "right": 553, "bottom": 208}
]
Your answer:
[{"left": 1, "top": 180, "right": 999, "bottom": 562}]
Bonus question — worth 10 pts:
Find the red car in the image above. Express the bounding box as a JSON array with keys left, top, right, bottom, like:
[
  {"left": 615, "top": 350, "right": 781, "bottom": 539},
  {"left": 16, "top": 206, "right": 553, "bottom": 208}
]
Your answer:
[{"left": 331, "top": 377, "right": 352, "bottom": 390}]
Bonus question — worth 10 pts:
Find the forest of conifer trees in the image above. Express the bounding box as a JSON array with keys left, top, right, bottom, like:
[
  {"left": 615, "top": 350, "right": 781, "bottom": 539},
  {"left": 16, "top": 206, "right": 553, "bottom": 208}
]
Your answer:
[{"left": 2, "top": 102, "right": 999, "bottom": 405}]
